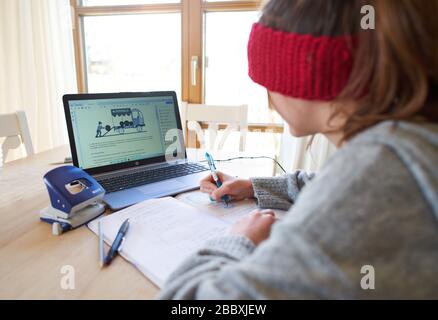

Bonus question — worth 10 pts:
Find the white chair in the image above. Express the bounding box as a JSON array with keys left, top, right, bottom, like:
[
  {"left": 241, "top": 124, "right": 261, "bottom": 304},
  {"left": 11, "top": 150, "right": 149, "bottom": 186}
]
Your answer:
[
  {"left": 0, "top": 111, "right": 34, "bottom": 163},
  {"left": 180, "top": 103, "right": 248, "bottom": 152}
]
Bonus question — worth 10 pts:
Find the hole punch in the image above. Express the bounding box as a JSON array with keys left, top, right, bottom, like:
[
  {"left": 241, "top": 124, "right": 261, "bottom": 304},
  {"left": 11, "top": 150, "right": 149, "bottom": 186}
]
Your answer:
[
  {"left": 40, "top": 166, "right": 106, "bottom": 236},
  {"left": 65, "top": 180, "right": 87, "bottom": 195}
]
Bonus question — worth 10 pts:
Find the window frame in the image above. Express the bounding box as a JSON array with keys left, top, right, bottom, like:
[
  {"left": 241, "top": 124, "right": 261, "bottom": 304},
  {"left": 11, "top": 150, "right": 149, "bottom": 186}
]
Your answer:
[{"left": 70, "top": 0, "right": 283, "bottom": 133}]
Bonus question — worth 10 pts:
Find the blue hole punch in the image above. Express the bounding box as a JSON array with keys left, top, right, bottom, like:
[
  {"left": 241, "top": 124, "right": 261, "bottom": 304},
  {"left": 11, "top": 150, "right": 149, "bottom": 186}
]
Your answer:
[{"left": 40, "top": 165, "right": 106, "bottom": 235}]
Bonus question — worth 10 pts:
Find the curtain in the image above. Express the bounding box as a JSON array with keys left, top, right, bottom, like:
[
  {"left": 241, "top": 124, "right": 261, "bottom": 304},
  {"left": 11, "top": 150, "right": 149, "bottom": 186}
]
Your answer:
[
  {"left": 279, "top": 122, "right": 337, "bottom": 173},
  {"left": 0, "top": 0, "right": 77, "bottom": 162}
]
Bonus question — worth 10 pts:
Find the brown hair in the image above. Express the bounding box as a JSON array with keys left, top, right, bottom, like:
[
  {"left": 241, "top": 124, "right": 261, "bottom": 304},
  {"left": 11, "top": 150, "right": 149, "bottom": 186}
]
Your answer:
[{"left": 260, "top": 0, "right": 438, "bottom": 141}]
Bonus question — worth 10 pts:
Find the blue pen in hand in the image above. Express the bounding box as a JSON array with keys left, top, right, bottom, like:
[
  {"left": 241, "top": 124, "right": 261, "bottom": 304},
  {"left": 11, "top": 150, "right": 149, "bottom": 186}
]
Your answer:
[{"left": 205, "top": 152, "right": 230, "bottom": 207}]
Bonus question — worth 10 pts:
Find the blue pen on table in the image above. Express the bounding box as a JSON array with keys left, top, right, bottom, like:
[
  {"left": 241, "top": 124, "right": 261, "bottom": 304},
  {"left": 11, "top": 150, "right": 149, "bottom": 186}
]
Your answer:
[
  {"left": 205, "top": 152, "right": 230, "bottom": 207},
  {"left": 103, "top": 218, "right": 130, "bottom": 266}
]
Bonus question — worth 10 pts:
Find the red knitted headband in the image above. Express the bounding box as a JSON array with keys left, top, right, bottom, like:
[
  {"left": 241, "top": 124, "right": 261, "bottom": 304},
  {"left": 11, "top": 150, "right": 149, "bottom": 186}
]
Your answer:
[{"left": 248, "top": 23, "right": 356, "bottom": 101}]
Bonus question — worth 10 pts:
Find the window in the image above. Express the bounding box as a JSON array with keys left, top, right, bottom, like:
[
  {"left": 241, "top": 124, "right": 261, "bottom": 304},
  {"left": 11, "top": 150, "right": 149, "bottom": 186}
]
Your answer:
[
  {"left": 82, "top": 0, "right": 180, "bottom": 5},
  {"left": 83, "top": 13, "right": 181, "bottom": 96},
  {"left": 71, "top": 0, "right": 283, "bottom": 155},
  {"left": 205, "top": 11, "right": 268, "bottom": 123}
]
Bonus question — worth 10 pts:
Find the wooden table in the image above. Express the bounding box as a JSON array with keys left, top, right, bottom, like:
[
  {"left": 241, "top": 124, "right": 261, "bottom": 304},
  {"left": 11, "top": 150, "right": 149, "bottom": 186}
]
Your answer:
[{"left": 0, "top": 146, "right": 275, "bottom": 299}]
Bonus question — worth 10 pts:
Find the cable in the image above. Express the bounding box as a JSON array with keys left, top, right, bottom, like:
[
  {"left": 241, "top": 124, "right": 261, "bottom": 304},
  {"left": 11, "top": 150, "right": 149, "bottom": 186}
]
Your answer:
[{"left": 200, "top": 156, "right": 287, "bottom": 174}]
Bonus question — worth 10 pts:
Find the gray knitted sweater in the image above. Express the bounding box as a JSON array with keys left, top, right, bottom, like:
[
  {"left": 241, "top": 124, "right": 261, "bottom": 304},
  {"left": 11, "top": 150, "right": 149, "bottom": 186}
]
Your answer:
[{"left": 158, "top": 121, "right": 438, "bottom": 299}]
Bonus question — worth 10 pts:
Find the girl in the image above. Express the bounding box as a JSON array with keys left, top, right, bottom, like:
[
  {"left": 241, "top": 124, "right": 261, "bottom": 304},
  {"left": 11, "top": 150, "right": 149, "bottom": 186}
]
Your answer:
[{"left": 159, "top": 0, "right": 438, "bottom": 299}]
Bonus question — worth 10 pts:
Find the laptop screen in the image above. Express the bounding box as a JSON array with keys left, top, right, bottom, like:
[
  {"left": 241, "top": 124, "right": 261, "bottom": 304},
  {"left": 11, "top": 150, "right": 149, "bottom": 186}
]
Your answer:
[{"left": 67, "top": 95, "right": 180, "bottom": 170}]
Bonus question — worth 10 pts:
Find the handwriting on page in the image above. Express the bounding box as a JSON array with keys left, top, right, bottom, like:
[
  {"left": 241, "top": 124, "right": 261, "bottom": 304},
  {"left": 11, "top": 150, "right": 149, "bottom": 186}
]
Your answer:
[
  {"left": 176, "top": 191, "right": 259, "bottom": 224},
  {"left": 89, "top": 197, "right": 229, "bottom": 287}
]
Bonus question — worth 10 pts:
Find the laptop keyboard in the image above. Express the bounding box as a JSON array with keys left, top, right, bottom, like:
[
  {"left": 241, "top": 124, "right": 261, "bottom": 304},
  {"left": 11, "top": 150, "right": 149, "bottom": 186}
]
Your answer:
[{"left": 97, "top": 163, "right": 208, "bottom": 193}]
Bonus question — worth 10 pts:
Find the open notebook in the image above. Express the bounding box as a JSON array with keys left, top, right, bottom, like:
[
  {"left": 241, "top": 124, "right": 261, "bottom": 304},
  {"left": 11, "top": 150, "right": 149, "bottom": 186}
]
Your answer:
[{"left": 88, "top": 191, "right": 286, "bottom": 288}]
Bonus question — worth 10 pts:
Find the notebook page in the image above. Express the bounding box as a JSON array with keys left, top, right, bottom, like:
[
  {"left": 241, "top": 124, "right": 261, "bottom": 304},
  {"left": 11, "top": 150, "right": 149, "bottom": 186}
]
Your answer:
[
  {"left": 176, "top": 191, "right": 287, "bottom": 223},
  {"left": 88, "top": 197, "right": 229, "bottom": 288}
]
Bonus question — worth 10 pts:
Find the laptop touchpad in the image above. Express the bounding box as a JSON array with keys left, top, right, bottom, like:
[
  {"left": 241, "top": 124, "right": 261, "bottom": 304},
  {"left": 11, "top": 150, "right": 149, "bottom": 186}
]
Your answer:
[{"left": 136, "top": 180, "right": 188, "bottom": 196}]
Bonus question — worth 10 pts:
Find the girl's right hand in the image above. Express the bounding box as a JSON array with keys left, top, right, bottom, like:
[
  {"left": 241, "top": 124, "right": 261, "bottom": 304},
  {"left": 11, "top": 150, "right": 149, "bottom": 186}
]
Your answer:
[{"left": 200, "top": 171, "right": 255, "bottom": 202}]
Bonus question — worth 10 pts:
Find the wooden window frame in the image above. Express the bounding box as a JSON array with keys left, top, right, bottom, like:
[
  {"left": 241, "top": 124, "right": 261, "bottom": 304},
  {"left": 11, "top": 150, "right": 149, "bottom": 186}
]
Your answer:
[{"left": 70, "top": 0, "right": 283, "bottom": 133}]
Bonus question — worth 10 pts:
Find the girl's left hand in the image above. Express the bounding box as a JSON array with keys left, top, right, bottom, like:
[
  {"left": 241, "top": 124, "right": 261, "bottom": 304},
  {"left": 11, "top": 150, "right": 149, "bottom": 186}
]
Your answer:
[{"left": 230, "top": 210, "right": 276, "bottom": 246}]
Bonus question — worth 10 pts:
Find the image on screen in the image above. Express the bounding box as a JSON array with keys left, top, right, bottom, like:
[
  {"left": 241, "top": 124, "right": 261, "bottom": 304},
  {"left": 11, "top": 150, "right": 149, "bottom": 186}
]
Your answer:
[{"left": 68, "top": 96, "right": 179, "bottom": 170}]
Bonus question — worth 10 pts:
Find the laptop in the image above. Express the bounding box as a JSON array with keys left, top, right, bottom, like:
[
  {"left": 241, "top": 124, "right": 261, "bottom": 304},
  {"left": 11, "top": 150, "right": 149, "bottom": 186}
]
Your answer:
[{"left": 63, "top": 91, "right": 209, "bottom": 210}]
